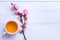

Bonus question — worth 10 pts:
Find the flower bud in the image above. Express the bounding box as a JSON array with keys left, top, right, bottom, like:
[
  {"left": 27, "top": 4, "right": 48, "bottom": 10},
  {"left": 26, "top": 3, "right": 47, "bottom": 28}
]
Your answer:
[{"left": 11, "top": 3, "right": 18, "bottom": 10}]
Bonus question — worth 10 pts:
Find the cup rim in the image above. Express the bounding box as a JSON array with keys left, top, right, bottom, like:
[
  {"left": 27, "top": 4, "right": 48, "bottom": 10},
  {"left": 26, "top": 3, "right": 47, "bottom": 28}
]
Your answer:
[{"left": 5, "top": 20, "right": 19, "bottom": 34}]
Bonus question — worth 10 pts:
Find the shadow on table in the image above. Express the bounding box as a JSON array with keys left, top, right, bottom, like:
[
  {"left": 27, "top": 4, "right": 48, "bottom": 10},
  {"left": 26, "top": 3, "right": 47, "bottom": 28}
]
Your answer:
[{"left": 2, "top": 28, "right": 17, "bottom": 40}]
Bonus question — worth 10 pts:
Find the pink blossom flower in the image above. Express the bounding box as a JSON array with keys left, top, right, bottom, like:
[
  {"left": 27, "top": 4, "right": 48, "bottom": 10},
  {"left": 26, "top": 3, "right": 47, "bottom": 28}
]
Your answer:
[
  {"left": 11, "top": 3, "right": 18, "bottom": 10},
  {"left": 22, "top": 9, "right": 29, "bottom": 18},
  {"left": 20, "top": 27, "right": 26, "bottom": 33},
  {"left": 22, "top": 9, "right": 29, "bottom": 15}
]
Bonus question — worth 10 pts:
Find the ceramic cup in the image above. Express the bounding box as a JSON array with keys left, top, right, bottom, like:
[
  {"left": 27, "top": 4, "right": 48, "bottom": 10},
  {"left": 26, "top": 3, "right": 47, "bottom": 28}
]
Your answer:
[{"left": 4, "top": 20, "right": 19, "bottom": 35}]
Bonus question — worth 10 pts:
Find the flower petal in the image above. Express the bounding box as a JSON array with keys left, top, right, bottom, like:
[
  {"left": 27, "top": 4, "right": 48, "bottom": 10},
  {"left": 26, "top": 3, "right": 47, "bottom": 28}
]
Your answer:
[{"left": 23, "top": 9, "right": 29, "bottom": 15}]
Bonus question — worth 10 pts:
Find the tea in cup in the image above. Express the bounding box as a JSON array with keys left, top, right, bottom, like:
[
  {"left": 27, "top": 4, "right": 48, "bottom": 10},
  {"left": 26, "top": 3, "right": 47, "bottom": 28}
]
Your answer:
[{"left": 4, "top": 20, "right": 18, "bottom": 34}]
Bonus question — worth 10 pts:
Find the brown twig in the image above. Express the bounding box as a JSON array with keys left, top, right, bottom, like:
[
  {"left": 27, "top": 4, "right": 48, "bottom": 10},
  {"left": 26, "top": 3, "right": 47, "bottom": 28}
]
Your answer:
[
  {"left": 22, "top": 27, "right": 27, "bottom": 40},
  {"left": 18, "top": 12, "right": 27, "bottom": 40},
  {"left": 11, "top": 3, "right": 27, "bottom": 40}
]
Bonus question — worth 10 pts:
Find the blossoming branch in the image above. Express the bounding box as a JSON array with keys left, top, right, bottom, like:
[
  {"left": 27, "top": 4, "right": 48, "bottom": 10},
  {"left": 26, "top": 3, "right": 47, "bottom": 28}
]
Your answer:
[{"left": 11, "top": 3, "right": 29, "bottom": 40}]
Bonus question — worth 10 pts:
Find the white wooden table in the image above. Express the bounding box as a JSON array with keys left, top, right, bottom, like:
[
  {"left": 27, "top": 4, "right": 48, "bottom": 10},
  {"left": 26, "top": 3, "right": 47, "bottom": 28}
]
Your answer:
[{"left": 0, "top": 1, "right": 60, "bottom": 40}]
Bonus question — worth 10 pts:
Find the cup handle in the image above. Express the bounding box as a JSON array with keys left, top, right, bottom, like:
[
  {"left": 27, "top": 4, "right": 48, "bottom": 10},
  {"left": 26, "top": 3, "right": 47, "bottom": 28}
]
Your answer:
[{"left": 3, "top": 32, "right": 6, "bottom": 35}]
